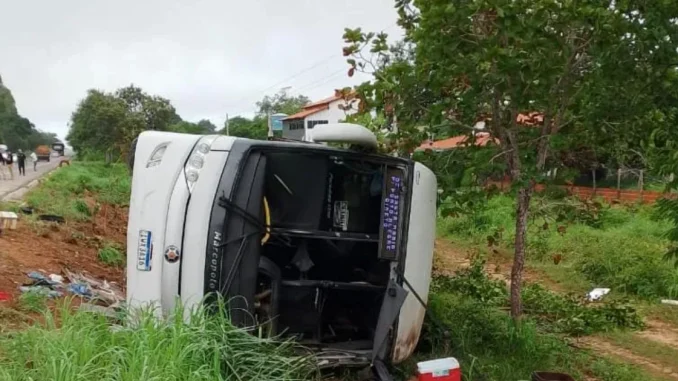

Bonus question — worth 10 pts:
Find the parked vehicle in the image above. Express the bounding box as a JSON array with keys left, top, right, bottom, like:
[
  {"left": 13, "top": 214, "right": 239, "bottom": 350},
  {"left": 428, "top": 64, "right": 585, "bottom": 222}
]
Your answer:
[
  {"left": 125, "top": 124, "right": 437, "bottom": 379},
  {"left": 35, "top": 145, "right": 51, "bottom": 162}
]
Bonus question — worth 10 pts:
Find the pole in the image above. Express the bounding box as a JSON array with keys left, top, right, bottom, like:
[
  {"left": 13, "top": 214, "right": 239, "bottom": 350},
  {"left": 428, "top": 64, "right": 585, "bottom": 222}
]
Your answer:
[
  {"left": 225, "top": 113, "right": 230, "bottom": 136},
  {"left": 267, "top": 111, "right": 273, "bottom": 139}
]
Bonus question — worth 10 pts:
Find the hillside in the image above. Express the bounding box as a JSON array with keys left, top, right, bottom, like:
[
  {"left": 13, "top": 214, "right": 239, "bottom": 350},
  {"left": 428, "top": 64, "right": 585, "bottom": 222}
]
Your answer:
[{"left": 0, "top": 74, "right": 56, "bottom": 150}]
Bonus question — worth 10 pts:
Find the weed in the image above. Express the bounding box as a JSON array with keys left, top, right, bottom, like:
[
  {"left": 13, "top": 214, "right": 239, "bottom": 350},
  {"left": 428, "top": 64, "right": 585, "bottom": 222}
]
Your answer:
[
  {"left": 0, "top": 300, "right": 316, "bottom": 381},
  {"left": 522, "top": 284, "right": 644, "bottom": 336},
  {"left": 97, "top": 244, "right": 124, "bottom": 267},
  {"left": 432, "top": 260, "right": 507, "bottom": 305},
  {"left": 72, "top": 199, "right": 91, "bottom": 218},
  {"left": 18, "top": 291, "right": 48, "bottom": 313}
]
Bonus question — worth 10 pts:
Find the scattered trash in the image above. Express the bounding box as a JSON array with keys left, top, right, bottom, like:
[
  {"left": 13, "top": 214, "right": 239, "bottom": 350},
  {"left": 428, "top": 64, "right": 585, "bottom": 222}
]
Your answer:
[
  {"left": 0, "top": 211, "right": 18, "bottom": 230},
  {"left": 19, "top": 206, "right": 33, "bottom": 215},
  {"left": 38, "top": 214, "right": 65, "bottom": 224},
  {"left": 18, "top": 270, "right": 123, "bottom": 307},
  {"left": 48, "top": 274, "right": 64, "bottom": 284},
  {"left": 661, "top": 299, "right": 678, "bottom": 306},
  {"left": 68, "top": 283, "right": 92, "bottom": 297},
  {"left": 64, "top": 269, "right": 124, "bottom": 306},
  {"left": 19, "top": 286, "right": 63, "bottom": 298},
  {"left": 587, "top": 288, "right": 610, "bottom": 301},
  {"left": 0, "top": 291, "right": 12, "bottom": 302}
]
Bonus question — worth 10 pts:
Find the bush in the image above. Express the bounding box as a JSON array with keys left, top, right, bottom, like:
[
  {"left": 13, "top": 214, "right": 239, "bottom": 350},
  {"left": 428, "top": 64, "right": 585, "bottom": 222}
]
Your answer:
[
  {"left": 522, "top": 284, "right": 644, "bottom": 336},
  {"left": 98, "top": 244, "right": 125, "bottom": 267}
]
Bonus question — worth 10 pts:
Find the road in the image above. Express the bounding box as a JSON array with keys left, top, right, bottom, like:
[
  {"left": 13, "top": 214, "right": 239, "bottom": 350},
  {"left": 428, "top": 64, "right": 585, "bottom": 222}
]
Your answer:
[{"left": 0, "top": 158, "right": 66, "bottom": 201}]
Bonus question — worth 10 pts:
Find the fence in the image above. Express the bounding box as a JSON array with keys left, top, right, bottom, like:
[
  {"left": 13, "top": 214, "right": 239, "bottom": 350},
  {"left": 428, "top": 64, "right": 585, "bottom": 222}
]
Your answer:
[{"left": 488, "top": 180, "right": 674, "bottom": 204}]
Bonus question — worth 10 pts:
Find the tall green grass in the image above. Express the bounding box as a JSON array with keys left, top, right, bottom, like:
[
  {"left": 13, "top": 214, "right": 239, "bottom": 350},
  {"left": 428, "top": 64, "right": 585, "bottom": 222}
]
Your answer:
[
  {"left": 0, "top": 300, "right": 316, "bottom": 381},
  {"left": 439, "top": 194, "right": 678, "bottom": 299},
  {"left": 25, "top": 162, "right": 130, "bottom": 221}
]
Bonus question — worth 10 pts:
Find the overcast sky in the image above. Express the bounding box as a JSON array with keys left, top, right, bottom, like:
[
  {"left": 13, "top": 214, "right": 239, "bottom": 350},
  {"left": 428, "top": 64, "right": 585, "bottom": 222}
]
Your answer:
[{"left": 0, "top": 0, "right": 402, "bottom": 141}]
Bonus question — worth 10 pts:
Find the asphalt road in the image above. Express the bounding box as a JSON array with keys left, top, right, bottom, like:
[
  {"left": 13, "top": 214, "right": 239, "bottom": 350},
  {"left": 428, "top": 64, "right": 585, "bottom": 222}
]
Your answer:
[{"left": 0, "top": 158, "right": 66, "bottom": 200}]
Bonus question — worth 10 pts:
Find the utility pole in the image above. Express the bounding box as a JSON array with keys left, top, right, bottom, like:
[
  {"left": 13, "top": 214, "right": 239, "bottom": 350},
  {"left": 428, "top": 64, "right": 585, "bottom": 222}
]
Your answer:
[
  {"left": 225, "top": 113, "right": 230, "bottom": 136},
  {"left": 267, "top": 111, "right": 273, "bottom": 139}
]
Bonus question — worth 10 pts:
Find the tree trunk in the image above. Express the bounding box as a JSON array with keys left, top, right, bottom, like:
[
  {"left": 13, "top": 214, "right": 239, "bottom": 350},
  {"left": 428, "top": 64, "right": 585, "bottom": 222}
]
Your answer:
[{"left": 510, "top": 185, "right": 533, "bottom": 320}]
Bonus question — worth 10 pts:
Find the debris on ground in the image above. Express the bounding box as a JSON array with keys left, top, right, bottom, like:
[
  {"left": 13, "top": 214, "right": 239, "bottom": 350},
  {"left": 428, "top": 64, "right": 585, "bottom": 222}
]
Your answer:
[
  {"left": 587, "top": 288, "right": 610, "bottom": 301},
  {"left": 661, "top": 299, "right": 678, "bottom": 306},
  {"left": 19, "top": 270, "right": 123, "bottom": 306},
  {"left": 0, "top": 211, "right": 18, "bottom": 230},
  {"left": 0, "top": 291, "right": 12, "bottom": 302}
]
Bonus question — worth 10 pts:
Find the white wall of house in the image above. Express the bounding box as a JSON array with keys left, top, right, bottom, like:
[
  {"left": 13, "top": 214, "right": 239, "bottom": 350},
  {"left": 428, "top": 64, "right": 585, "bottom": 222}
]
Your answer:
[
  {"left": 281, "top": 98, "right": 360, "bottom": 140},
  {"left": 303, "top": 99, "right": 359, "bottom": 139}
]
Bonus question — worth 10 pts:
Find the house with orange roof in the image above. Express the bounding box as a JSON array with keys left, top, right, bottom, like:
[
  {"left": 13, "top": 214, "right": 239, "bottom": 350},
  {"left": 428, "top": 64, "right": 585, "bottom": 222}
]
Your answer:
[
  {"left": 281, "top": 90, "right": 359, "bottom": 140},
  {"left": 415, "top": 112, "right": 543, "bottom": 152}
]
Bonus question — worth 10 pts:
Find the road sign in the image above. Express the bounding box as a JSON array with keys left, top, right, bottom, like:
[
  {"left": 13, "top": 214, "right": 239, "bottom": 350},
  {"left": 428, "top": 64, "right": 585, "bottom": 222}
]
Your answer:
[{"left": 270, "top": 113, "right": 287, "bottom": 131}]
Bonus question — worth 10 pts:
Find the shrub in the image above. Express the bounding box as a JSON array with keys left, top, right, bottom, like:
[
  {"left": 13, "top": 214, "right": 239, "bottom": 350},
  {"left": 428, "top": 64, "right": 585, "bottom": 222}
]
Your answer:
[{"left": 98, "top": 244, "right": 125, "bottom": 267}]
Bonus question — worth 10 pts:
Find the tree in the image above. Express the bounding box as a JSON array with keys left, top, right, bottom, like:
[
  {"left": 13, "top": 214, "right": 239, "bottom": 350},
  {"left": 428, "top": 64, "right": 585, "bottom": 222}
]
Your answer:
[
  {"left": 345, "top": 0, "right": 678, "bottom": 319},
  {"left": 255, "top": 89, "right": 310, "bottom": 117},
  {"left": 197, "top": 119, "right": 217, "bottom": 133},
  {"left": 67, "top": 85, "right": 181, "bottom": 160},
  {"left": 169, "top": 119, "right": 217, "bottom": 135},
  {"left": 0, "top": 76, "right": 57, "bottom": 150},
  {"left": 222, "top": 116, "right": 268, "bottom": 140}
]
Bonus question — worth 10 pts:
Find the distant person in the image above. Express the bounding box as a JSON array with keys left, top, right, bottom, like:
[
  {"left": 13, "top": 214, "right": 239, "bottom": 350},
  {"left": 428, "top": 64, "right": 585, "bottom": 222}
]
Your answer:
[
  {"left": 0, "top": 152, "right": 6, "bottom": 180},
  {"left": 30, "top": 151, "right": 38, "bottom": 171},
  {"left": 17, "top": 149, "right": 26, "bottom": 176},
  {"left": 5, "top": 151, "right": 14, "bottom": 180}
]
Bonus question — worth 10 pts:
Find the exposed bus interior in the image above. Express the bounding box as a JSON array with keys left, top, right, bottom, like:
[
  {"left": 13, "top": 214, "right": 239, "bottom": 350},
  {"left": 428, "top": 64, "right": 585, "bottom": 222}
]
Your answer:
[{"left": 220, "top": 149, "right": 406, "bottom": 352}]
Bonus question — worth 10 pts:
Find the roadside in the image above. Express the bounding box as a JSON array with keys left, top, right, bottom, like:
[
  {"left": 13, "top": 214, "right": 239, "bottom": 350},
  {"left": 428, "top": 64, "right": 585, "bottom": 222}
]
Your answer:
[
  {"left": 0, "top": 162, "right": 126, "bottom": 323},
  {"left": 0, "top": 157, "right": 65, "bottom": 201}
]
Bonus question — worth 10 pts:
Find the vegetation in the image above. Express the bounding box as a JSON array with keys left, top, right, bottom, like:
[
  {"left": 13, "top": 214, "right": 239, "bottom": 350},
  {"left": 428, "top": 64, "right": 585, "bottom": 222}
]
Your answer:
[
  {"left": 25, "top": 162, "right": 130, "bottom": 221},
  {"left": 0, "top": 301, "right": 315, "bottom": 381},
  {"left": 0, "top": 75, "right": 58, "bottom": 150},
  {"left": 439, "top": 194, "right": 678, "bottom": 300},
  {"left": 97, "top": 244, "right": 125, "bottom": 267},
  {"left": 344, "top": 0, "right": 678, "bottom": 320},
  {"left": 222, "top": 88, "right": 311, "bottom": 139}
]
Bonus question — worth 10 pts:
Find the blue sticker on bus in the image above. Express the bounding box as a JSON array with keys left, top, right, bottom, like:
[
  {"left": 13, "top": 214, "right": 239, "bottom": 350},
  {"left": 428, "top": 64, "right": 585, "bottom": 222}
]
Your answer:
[{"left": 137, "top": 230, "right": 153, "bottom": 271}]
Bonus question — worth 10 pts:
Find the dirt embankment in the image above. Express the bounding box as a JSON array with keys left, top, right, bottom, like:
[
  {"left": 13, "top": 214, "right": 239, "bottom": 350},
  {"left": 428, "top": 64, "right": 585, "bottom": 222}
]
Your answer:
[{"left": 0, "top": 204, "right": 127, "bottom": 307}]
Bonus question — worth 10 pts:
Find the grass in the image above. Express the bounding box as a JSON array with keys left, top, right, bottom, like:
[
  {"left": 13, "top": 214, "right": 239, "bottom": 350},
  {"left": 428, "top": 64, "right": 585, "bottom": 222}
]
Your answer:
[
  {"left": 0, "top": 300, "right": 316, "bottom": 381},
  {"left": 17, "top": 291, "right": 48, "bottom": 313},
  {"left": 401, "top": 291, "right": 661, "bottom": 381},
  {"left": 438, "top": 194, "right": 678, "bottom": 300},
  {"left": 601, "top": 331, "right": 678, "bottom": 370},
  {"left": 25, "top": 162, "right": 130, "bottom": 222},
  {"left": 98, "top": 244, "right": 124, "bottom": 267}
]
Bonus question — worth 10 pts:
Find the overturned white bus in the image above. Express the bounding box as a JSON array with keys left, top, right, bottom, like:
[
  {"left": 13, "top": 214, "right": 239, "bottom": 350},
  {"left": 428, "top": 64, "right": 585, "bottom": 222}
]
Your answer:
[{"left": 126, "top": 123, "right": 436, "bottom": 378}]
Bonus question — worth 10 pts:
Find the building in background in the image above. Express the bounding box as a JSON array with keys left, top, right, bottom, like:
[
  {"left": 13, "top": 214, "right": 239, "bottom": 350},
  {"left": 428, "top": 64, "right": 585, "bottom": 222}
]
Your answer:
[{"left": 281, "top": 91, "right": 359, "bottom": 140}]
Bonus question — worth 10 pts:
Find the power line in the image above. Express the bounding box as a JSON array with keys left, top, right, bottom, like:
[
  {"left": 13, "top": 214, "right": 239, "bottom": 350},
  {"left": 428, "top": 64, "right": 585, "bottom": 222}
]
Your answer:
[
  {"left": 294, "top": 68, "right": 347, "bottom": 92},
  {"left": 224, "top": 54, "right": 339, "bottom": 108},
  {"left": 224, "top": 21, "right": 400, "bottom": 112}
]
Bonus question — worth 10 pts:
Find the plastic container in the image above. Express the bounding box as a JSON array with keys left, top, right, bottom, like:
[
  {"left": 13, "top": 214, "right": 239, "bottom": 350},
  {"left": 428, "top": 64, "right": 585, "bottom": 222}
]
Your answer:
[
  {"left": 417, "top": 357, "right": 461, "bottom": 381},
  {"left": 532, "top": 372, "right": 576, "bottom": 381}
]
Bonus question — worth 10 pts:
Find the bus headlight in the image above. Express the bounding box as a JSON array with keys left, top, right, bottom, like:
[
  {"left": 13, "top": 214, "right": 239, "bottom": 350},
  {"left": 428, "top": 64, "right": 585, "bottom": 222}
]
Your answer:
[{"left": 184, "top": 135, "right": 218, "bottom": 192}]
